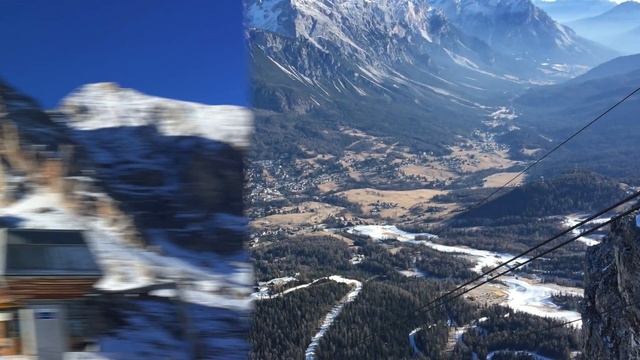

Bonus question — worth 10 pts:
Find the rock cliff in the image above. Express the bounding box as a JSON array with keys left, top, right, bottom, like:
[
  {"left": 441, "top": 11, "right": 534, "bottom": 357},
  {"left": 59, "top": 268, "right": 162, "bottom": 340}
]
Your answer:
[{"left": 583, "top": 212, "right": 640, "bottom": 359}]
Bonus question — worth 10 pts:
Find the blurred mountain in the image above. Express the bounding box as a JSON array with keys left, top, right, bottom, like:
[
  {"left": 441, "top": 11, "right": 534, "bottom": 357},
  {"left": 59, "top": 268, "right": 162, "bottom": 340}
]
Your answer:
[
  {"left": 533, "top": 0, "right": 615, "bottom": 23},
  {"left": 568, "top": 1, "right": 640, "bottom": 54},
  {"left": 58, "top": 82, "right": 253, "bottom": 253},
  {"left": 0, "top": 80, "right": 254, "bottom": 358}
]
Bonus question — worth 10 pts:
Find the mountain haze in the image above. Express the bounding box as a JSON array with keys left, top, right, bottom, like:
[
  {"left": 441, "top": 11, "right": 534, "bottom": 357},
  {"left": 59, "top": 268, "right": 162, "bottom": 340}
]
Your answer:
[
  {"left": 569, "top": 1, "right": 640, "bottom": 54},
  {"left": 533, "top": 0, "right": 615, "bottom": 23},
  {"left": 513, "top": 54, "right": 640, "bottom": 178}
]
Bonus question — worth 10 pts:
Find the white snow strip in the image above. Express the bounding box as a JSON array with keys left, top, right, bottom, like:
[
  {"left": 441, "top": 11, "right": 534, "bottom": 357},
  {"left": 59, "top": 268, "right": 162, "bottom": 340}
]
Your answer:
[
  {"left": 251, "top": 277, "right": 323, "bottom": 300},
  {"left": 409, "top": 327, "right": 424, "bottom": 356},
  {"left": 304, "top": 276, "right": 362, "bottom": 360},
  {"left": 488, "top": 350, "right": 554, "bottom": 360},
  {"left": 345, "top": 225, "right": 523, "bottom": 274}
]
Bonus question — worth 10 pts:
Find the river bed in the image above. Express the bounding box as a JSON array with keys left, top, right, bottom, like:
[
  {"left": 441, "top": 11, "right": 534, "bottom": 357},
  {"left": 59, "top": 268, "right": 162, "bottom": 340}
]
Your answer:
[{"left": 345, "top": 225, "right": 582, "bottom": 324}]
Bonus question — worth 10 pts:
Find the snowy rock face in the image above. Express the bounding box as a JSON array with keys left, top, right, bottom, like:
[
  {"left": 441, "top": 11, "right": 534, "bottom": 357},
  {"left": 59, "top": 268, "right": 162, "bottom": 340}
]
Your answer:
[
  {"left": 248, "top": 0, "right": 503, "bottom": 72},
  {"left": 430, "top": 0, "right": 606, "bottom": 64},
  {"left": 246, "top": 0, "right": 610, "bottom": 121},
  {"left": 60, "top": 83, "right": 253, "bottom": 150},
  {"left": 249, "top": 0, "right": 450, "bottom": 53},
  {"left": 58, "top": 83, "right": 252, "bottom": 253},
  {"left": 0, "top": 81, "right": 254, "bottom": 358},
  {"left": 582, "top": 214, "right": 640, "bottom": 359},
  {"left": 247, "top": 0, "right": 527, "bottom": 120}
]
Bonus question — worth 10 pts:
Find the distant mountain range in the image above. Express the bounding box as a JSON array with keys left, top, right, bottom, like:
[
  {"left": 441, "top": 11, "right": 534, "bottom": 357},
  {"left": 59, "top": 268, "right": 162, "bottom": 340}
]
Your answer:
[
  {"left": 533, "top": 0, "right": 615, "bottom": 23},
  {"left": 247, "top": 0, "right": 614, "bottom": 158},
  {"left": 432, "top": 0, "right": 611, "bottom": 64},
  {"left": 513, "top": 54, "right": 640, "bottom": 178},
  {"left": 568, "top": 1, "right": 640, "bottom": 54},
  {"left": 614, "top": 25, "right": 640, "bottom": 54}
]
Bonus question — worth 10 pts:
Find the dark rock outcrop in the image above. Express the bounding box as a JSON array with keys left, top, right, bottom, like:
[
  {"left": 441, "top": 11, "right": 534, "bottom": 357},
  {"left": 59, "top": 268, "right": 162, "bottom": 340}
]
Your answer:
[{"left": 583, "top": 212, "right": 640, "bottom": 359}]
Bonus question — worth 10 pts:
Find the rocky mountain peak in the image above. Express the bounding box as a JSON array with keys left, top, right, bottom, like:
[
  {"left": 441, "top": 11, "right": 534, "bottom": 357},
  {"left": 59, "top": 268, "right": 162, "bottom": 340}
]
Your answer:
[
  {"left": 247, "top": 0, "right": 451, "bottom": 53},
  {"left": 430, "top": 0, "right": 601, "bottom": 63},
  {"left": 59, "top": 82, "right": 253, "bottom": 150}
]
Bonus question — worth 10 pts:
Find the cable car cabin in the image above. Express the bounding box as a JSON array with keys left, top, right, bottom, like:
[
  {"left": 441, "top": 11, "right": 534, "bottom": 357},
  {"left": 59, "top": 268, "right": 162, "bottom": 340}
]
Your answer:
[{"left": 0, "top": 228, "right": 102, "bottom": 359}]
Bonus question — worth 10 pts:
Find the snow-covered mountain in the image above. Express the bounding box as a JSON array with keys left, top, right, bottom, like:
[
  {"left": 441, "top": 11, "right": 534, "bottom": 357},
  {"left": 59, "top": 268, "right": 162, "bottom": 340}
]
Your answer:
[
  {"left": 0, "top": 80, "right": 254, "bottom": 358},
  {"left": 248, "top": 0, "right": 541, "bottom": 158},
  {"left": 430, "top": 0, "right": 612, "bottom": 64},
  {"left": 61, "top": 82, "right": 253, "bottom": 150},
  {"left": 246, "top": 0, "right": 613, "bottom": 157},
  {"left": 57, "top": 83, "right": 253, "bottom": 254},
  {"left": 248, "top": 0, "right": 512, "bottom": 95}
]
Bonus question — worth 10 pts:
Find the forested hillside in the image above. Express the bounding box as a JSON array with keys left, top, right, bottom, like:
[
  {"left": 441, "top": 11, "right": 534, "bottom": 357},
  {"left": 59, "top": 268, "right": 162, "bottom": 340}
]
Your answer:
[{"left": 456, "top": 171, "right": 628, "bottom": 222}]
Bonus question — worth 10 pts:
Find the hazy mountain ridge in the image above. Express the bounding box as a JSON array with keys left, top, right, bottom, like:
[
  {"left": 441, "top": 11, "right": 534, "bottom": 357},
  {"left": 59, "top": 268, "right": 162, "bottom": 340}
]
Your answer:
[
  {"left": 533, "top": 0, "right": 615, "bottom": 23},
  {"left": 568, "top": 1, "right": 640, "bottom": 54},
  {"left": 510, "top": 54, "right": 640, "bottom": 179}
]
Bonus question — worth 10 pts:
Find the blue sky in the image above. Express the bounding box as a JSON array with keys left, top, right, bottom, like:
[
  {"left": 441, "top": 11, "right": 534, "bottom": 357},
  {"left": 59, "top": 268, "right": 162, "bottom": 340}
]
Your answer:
[{"left": 0, "top": 0, "right": 248, "bottom": 108}]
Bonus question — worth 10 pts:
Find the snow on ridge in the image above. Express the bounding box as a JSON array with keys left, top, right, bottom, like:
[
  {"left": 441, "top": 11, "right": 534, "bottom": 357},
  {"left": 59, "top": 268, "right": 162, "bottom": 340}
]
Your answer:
[
  {"left": 249, "top": 0, "right": 444, "bottom": 54},
  {"left": 59, "top": 82, "right": 253, "bottom": 150},
  {"left": 247, "top": 0, "right": 287, "bottom": 33}
]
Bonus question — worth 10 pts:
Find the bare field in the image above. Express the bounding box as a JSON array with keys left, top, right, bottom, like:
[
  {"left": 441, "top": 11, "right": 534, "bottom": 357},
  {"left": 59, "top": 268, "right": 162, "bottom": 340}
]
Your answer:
[
  {"left": 252, "top": 201, "right": 346, "bottom": 228},
  {"left": 400, "top": 164, "right": 456, "bottom": 182},
  {"left": 483, "top": 172, "right": 525, "bottom": 188},
  {"left": 448, "top": 146, "right": 518, "bottom": 173},
  {"left": 305, "top": 231, "right": 355, "bottom": 246},
  {"left": 317, "top": 181, "right": 340, "bottom": 193},
  {"left": 336, "top": 188, "right": 447, "bottom": 218},
  {"left": 465, "top": 283, "right": 508, "bottom": 306}
]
